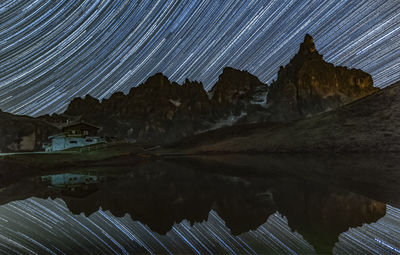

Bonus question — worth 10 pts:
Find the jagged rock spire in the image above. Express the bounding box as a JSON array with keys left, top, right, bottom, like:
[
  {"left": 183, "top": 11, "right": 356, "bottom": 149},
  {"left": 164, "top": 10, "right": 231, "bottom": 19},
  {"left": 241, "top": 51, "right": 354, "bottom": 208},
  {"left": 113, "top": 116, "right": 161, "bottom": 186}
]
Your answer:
[
  {"left": 267, "top": 33, "right": 377, "bottom": 121},
  {"left": 299, "top": 34, "right": 317, "bottom": 55}
]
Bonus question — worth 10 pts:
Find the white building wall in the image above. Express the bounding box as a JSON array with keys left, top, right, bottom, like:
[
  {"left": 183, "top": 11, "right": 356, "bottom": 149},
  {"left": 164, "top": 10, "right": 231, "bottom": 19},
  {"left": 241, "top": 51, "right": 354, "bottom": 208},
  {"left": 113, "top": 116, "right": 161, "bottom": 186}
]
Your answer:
[{"left": 46, "top": 137, "right": 105, "bottom": 152}]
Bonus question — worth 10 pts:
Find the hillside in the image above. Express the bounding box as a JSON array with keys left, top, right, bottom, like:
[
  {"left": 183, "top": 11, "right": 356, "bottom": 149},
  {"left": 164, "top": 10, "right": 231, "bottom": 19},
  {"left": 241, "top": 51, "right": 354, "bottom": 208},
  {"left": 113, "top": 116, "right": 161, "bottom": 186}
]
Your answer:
[
  {"left": 168, "top": 82, "right": 400, "bottom": 153},
  {"left": 0, "top": 110, "right": 57, "bottom": 152}
]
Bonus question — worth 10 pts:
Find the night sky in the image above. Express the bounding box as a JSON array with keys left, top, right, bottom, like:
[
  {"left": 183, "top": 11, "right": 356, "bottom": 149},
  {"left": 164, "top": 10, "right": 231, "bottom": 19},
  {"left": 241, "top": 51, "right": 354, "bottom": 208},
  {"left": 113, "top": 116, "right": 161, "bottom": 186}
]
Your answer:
[{"left": 1, "top": 0, "right": 399, "bottom": 116}]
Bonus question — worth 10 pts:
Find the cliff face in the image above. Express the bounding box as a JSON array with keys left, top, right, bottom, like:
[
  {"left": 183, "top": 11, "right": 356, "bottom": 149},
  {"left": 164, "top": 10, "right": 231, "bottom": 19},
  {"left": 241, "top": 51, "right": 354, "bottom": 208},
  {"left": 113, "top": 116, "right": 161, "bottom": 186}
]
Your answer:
[
  {"left": 267, "top": 34, "right": 378, "bottom": 121},
  {"left": 210, "top": 67, "right": 269, "bottom": 123},
  {"left": 210, "top": 67, "right": 267, "bottom": 107},
  {"left": 0, "top": 111, "right": 58, "bottom": 152},
  {"left": 61, "top": 69, "right": 269, "bottom": 144},
  {"left": 64, "top": 74, "right": 214, "bottom": 143}
]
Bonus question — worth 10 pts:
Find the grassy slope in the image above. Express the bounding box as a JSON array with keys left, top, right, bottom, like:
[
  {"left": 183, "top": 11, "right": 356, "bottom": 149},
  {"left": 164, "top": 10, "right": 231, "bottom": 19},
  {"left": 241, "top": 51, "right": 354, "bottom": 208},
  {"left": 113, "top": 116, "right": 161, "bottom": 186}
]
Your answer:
[{"left": 166, "top": 82, "right": 400, "bottom": 153}]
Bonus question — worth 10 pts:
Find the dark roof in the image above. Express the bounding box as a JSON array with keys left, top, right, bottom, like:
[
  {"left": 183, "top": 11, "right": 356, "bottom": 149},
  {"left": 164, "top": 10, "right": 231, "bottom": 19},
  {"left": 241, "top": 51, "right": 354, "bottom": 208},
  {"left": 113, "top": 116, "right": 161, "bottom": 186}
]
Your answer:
[{"left": 61, "top": 121, "right": 101, "bottom": 130}]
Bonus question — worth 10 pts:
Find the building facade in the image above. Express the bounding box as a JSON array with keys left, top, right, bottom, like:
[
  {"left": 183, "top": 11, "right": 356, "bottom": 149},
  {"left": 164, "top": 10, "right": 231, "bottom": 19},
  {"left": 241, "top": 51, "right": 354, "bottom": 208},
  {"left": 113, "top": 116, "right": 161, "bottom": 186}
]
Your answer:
[{"left": 44, "top": 121, "right": 105, "bottom": 152}]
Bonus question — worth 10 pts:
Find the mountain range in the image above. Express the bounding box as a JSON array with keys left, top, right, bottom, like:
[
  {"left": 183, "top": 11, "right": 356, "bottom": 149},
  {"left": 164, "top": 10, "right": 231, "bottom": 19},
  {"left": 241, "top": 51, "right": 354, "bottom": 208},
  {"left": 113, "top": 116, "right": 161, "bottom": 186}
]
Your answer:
[{"left": 0, "top": 34, "right": 386, "bottom": 152}]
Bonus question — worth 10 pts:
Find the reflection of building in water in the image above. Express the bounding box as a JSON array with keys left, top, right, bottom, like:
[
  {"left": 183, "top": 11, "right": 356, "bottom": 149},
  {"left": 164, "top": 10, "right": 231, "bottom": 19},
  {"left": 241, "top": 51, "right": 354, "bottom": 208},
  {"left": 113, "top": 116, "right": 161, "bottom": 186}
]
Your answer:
[
  {"left": 43, "top": 121, "right": 105, "bottom": 152},
  {"left": 41, "top": 173, "right": 101, "bottom": 197},
  {"left": 41, "top": 173, "right": 99, "bottom": 187}
]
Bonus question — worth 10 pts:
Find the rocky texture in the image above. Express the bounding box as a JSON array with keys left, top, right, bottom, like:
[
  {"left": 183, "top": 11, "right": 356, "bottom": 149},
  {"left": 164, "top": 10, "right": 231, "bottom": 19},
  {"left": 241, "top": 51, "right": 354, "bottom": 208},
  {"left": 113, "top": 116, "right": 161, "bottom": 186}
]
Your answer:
[
  {"left": 210, "top": 67, "right": 267, "bottom": 110},
  {"left": 267, "top": 34, "right": 378, "bottom": 121},
  {"left": 64, "top": 74, "right": 213, "bottom": 143},
  {"left": 0, "top": 110, "right": 58, "bottom": 152},
  {"left": 59, "top": 69, "right": 268, "bottom": 144},
  {"left": 170, "top": 81, "right": 398, "bottom": 153},
  {"left": 210, "top": 67, "right": 270, "bottom": 124}
]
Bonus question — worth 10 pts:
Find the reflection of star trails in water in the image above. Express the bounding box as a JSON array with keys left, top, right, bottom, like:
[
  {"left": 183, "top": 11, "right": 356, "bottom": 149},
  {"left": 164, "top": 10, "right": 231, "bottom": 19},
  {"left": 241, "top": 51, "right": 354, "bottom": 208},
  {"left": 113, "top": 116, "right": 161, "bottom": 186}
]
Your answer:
[
  {"left": 0, "top": 1, "right": 399, "bottom": 116},
  {"left": 0, "top": 198, "right": 397, "bottom": 254}
]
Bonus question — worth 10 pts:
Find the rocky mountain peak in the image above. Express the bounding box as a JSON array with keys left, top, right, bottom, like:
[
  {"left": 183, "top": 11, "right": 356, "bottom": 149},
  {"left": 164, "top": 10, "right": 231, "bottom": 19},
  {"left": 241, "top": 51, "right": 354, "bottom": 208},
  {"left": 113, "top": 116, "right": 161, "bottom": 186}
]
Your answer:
[
  {"left": 300, "top": 34, "right": 317, "bottom": 55},
  {"left": 64, "top": 94, "right": 101, "bottom": 116},
  {"left": 141, "top": 73, "right": 171, "bottom": 89},
  {"left": 267, "top": 34, "right": 378, "bottom": 121},
  {"left": 210, "top": 67, "right": 266, "bottom": 105},
  {"left": 84, "top": 94, "right": 100, "bottom": 104}
]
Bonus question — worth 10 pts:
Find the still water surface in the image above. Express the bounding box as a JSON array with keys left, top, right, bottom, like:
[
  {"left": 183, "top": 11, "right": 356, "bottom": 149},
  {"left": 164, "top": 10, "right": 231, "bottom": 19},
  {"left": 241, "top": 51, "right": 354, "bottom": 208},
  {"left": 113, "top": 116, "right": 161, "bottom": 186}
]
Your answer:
[{"left": 0, "top": 155, "right": 399, "bottom": 254}]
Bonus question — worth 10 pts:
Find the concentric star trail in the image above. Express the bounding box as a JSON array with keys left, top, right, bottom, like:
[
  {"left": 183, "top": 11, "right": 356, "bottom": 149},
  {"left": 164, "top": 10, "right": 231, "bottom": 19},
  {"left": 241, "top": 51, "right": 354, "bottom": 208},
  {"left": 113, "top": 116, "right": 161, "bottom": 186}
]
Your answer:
[
  {"left": 0, "top": 0, "right": 399, "bottom": 116},
  {"left": 0, "top": 198, "right": 399, "bottom": 254}
]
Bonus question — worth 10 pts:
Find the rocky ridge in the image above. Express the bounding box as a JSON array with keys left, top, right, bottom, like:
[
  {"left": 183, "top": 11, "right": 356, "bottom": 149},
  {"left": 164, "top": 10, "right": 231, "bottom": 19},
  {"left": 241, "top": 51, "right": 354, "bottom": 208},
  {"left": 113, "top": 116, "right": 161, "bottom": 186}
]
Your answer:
[{"left": 58, "top": 67, "right": 268, "bottom": 144}]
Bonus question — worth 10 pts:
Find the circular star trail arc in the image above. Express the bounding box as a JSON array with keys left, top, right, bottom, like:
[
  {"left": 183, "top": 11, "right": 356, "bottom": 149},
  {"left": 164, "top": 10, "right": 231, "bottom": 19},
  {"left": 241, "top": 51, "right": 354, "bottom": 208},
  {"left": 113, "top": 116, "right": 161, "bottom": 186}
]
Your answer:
[
  {"left": 0, "top": 0, "right": 399, "bottom": 116},
  {"left": 1, "top": 198, "right": 400, "bottom": 254}
]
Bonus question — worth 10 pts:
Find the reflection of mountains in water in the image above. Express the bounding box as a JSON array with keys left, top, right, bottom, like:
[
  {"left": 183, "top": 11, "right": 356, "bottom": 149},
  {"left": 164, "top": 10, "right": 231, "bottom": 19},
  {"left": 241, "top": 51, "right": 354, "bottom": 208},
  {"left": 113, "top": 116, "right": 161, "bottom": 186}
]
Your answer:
[
  {"left": 61, "top": 160, "right": 386, "bottom": 254},
  {"left": 0, "top": 155, "right": 400, "bottom": 253},
  {"left": 0, "top": 155, "right": 399, "bottom": 254},
  {"left": 1, "top": 198, "right": 399, "bottom": 255}
]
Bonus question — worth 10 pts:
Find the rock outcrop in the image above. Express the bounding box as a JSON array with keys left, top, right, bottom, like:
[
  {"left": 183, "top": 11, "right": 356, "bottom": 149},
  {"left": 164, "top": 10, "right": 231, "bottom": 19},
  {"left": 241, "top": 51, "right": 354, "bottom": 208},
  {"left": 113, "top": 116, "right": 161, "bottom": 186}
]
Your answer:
[
  {"left": 64, "top": 74, "right": 214, "bottom": 143},
  {"left": 267, "top": 34, "right": 378, "bottom": 121},
  {"left": 59, "top": 69, "right": 268, "bottom": 144},
  {"left": 210, "top": 67, "right": 267, "bottom": 107},
  {"left": 0, "top": 111, "right": 58, "bottom": 152},
  {"left": 210, "top": 67, "right": 269, "bottom": 124}
]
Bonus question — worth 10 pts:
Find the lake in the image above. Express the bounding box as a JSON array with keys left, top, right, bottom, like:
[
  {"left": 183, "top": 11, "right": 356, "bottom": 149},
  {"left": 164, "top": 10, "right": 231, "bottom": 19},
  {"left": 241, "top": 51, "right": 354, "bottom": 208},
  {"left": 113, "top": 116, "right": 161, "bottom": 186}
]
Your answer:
[{"left": 0, "top": 154, "right": 399, "bottom": 254}]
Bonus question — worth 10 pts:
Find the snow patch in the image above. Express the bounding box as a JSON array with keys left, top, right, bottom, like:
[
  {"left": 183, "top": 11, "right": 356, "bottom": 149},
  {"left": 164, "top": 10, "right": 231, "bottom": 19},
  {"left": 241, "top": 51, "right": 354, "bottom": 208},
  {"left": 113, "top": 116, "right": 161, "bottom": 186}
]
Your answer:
[
  {"left": 207, "top": 90, "right": 215, "bottom": 100},
  {"left": 169, "top": 99, "right": 181, "bottom": 107},
  {"left": 197, "top": 112, "right": 247, "bottom": 134},
  {"left": 250, "top": 89, "right": 268, "bottom": 108}
]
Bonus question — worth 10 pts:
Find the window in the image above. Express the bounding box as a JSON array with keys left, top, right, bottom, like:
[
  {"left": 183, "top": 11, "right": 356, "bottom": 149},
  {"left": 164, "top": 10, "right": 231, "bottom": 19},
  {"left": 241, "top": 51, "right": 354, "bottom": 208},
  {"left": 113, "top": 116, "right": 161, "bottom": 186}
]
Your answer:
[
  {"left": 69, "top": 140, "right": 77, "bottom": 144},
  {"left": 85, "top": 139, "right": 93, "bottom": 142}
]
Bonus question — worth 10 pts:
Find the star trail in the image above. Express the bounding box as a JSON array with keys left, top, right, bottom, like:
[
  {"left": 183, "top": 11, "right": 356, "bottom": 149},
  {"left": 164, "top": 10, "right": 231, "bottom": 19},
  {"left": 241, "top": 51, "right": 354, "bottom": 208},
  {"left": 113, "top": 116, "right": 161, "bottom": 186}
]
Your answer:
[
  {"left": 0, "top": 198, "right": 399, "bottom": 254},
  {"left": 0, "top": 0, "right": 400, "bottom": 116}
]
